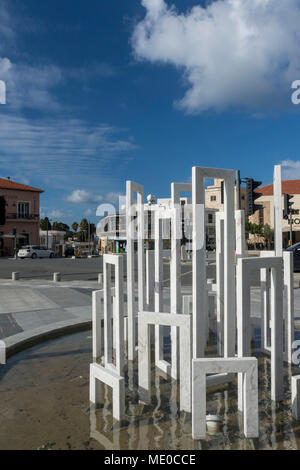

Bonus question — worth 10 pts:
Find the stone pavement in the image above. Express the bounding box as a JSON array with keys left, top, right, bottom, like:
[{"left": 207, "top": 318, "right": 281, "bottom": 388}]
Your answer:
[
  {"left": 1, "top": 277, "right": 300, "bottom": 360},
  {"left": 0, "top": 278, "right": 99, "bottom": 358}
]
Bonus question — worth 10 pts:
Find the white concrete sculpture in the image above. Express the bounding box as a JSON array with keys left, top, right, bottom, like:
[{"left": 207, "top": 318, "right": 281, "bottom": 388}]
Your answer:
[
  {"left": 89, "top": 163, "right": 294, "bottom": 440},
  {"left": 192, "top": 357, "right": 259, "bottom": 439},
  {"left": 90, "top": 254, "right": 125, "bottom": 421}
]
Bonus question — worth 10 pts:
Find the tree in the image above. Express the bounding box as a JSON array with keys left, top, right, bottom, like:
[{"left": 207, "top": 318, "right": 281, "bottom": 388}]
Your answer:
[
  {"left": 40, "top": 217, "right": 51, "bottom": 231},
  {"left": 80, "top": 218, "right": 88, "bottom": 233},
  {"left": 52, "top": 221, "right": 70, "bottom": 231},
  {"left": 262, "top": 224, "right": 274, "bottom": 249},
  {"left": 72, "top": 222, "right": 79, "bottom": 233}
]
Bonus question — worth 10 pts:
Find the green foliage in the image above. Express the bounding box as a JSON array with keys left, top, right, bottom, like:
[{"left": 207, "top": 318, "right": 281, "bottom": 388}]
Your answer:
[
  {"left": 40, "top": 217, "right": 52, "bottom": 231},
  {"left": 72, "top": 222, "right": 79, "bottom": 233}
]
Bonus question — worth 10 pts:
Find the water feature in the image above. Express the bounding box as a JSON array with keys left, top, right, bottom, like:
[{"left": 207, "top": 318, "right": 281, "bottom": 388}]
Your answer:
[{"left": 0, "top": 330, "right": 300, "bottom": 450}]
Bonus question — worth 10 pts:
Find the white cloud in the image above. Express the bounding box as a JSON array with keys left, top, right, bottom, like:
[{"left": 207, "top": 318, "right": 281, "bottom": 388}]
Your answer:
[
  {"left": 280, "top": 160, "right": 300, "bottom": 180},
  {"left": 84, "top": 208, "right": 93, "bottom": 217},
  {"left": 0, "top": 114, "right": 137, "bottom": 181},
  {"left": 49, "top": 209, "right": 67, "bottom": 220},
  {"left": 132, "top": 0, "right": 300, "bottom": 113},
  {"left": 66, "top": 190, "right": 103, "bottom": 204}
]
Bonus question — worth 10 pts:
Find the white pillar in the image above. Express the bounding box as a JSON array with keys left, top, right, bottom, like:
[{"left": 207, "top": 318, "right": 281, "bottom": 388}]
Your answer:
[{"left": 274, "top": 165, "right": 283, "bottom": 257}]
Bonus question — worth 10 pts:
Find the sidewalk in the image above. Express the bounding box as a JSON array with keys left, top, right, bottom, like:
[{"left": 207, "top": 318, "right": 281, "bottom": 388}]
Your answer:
[{"left": 0, "top": 278, "right": 100, "bottom": 358}]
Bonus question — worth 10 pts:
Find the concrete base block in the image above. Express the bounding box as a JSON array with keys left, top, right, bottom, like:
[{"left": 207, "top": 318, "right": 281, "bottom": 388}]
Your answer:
[
  {"left": 53, "top": 273, "right": 61, "bottom": 282},
  {"left": 12, "top": 272, "right": 19, "bottom": 281},
  {"left": 292, "top": 375, "right": 300, "bottom": 420},
  {"left": 90, "top": 363, "right": 125, "bottom": 421}
]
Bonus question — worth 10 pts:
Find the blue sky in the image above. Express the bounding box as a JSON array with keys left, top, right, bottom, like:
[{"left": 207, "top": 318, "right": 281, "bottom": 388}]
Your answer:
[{"left": 1, "top": 0, "right": 300, "bottom": 226}]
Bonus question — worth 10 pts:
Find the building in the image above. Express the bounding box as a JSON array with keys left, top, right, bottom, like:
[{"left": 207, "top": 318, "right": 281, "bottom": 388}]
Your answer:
[
  {"left": 40, "top": 230, "right": 66, "bottom": 253},
  {"left": 205, "top": 178, "right": 247, "bottom": 212},
  {"left": 0, "top": 178, "right": 43, "bottom": 256},
  {"left": 97, "top": 197, "right": 218, "bottom": 254},
  {"left": 249, "top": 180, "right": 300, "bottom": 246}
]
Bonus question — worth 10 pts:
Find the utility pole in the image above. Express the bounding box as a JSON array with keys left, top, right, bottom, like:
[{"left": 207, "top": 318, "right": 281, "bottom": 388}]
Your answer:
[
  {"left": 290, "top": 212, "right": 293, "bottom": 247},
  {"left": 284, "top": 193, "right": 295, "bottom": 247}
]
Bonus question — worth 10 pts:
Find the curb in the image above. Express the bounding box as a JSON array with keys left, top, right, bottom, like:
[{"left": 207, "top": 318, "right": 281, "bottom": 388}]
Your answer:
[{"left": 2, "top": 319, "right": 92, "bottom": 359}]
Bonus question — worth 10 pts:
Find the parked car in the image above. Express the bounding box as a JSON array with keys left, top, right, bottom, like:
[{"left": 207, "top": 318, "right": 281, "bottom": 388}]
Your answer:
[
  {"left": 65, "top": 246, "right": 75, "bottom": 257},
  {"left": 18, "top": 245, "right": 55, "bottom": 259},
  {"left": 286, "top": 242, "right": 300, "bottom": 272}
]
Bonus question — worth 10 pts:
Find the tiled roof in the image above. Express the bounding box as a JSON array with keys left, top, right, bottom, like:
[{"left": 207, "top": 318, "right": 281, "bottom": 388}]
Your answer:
[
  {"left": 259, "top": 180, "right": 300, "bottom": 196},
  {"left": 0, "top": 178, "right": 44, "bottom": 193}
]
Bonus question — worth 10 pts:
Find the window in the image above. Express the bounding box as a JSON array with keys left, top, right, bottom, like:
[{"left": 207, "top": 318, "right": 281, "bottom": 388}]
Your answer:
[
  {"left": 18, "top": 202, "right": 30, "bottom": 219},
  {"left": 210, "top": 196, "right": 217, "bottom": 202},
  {"left": 208, "top": 213, "right": 213, "bottom": 224}
]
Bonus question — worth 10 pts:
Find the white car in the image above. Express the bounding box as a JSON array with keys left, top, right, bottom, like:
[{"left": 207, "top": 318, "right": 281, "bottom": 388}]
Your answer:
[{"left": 18, "top": 245, "right": 55, "bottom": 259}]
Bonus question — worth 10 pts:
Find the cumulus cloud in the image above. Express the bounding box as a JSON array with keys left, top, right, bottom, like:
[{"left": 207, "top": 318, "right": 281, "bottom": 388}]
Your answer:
[
  {"left": 132, "top": 0, "right": 300, "bottom": 113},
  {"left": 280, "top": 160, "right": 300, "bottom": 180},
  {"left": 66, "top": 190, "right": 103, "bottom": 204}
]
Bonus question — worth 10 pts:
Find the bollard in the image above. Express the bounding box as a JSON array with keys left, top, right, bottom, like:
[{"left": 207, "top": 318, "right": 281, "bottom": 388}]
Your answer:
[
  {"left": 53, "top": 272, "right": 61, "bottom": 282},
  {"left": 98, "top": 273, "right": 103, "bottom": 285},
  {"left": 12, "top": 272, "right": 19, "bottom": 281}
]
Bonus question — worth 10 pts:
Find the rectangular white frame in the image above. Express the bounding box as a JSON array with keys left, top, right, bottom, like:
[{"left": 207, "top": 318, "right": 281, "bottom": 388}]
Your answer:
[
  {"left": 90, "top": 363, "right": 125, "bottom": 421},
  {"left": 192, "top": 167, "right": 235, "bottom": 359},
  {"left": 138, "top": 310, "right": 192, "bottom": 412},
  {"left": 104, "top": 254, "right": 124, "bottom": 376},
  {"left": 192, "top": 357, "right": 259, "bottom": 440},
  {"left": 126, "top": 181, "right": 145, "bottom": 361},
  {"left": 237, "top": 256, "right": 283, "bottom": 403}
]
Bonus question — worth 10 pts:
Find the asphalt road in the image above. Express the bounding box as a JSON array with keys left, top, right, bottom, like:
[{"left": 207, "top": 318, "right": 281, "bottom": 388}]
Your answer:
[{"left": 0, "top": 255, "right": 216, "bottom": 283}]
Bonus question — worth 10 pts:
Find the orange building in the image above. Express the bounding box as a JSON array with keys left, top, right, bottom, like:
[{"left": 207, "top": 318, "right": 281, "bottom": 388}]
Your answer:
[{"left": 0, "top": 178, "right": 44, "bottom": 256}]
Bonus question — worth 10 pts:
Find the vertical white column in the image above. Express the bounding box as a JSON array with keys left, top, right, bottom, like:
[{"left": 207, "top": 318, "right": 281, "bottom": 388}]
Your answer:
[
  {"left": 92, "top": 290, "right": 102, "bottom": 360},
  {"left": 235, "top": 210, "right": 245, "bottom": 258},
  {"left": 104, "top": 260, "right": 112, "bottom": 365},
  {"left": 192, "top": 167, "right": 206, "bottom": 358},
  {"left": 126, "top": 181, "right": 135, "bottom": 361},
  {"left": 170, "top": 185, "right": 182, "bottom": 379},
  {"left": 274, "top": 165, "right": 283, "bottom": 257},
  {"left": 292, "top": 376, "right": 300, "bottom": 420},
  {"left": 224, "top": 173, "right": 236, "bottom": 358},
  {"left": 283, "top": 251, "right": 294, "bottom": 364},
  {"left": 260, "top": 268, "right": 271, "bottom": 352},
  {"left": 154, "top": 213, "right": 164, "bottom": 367},
  {"left": 179, "top": 317, "right": 192, "bottom": 412},
  {"left": 115, "top": 255, "right": 124, "bottom": 376},
  {"left": 137, "top": 191, "right": 145, "bottom": 313},
  {"left": 146, "top": 250, "right": 155, "bottom": 311},
  {"left": 138, "top": 318, "right": 151, "bottom": 395},
  {"left": 216, "top": 212, "right": 224, "bottom": 356},
  {"left": 237, "top": 259, "right": 251, "bottom": 411},
  {"left": 271, "top": 264, "right": 284, "bottom": 402}
]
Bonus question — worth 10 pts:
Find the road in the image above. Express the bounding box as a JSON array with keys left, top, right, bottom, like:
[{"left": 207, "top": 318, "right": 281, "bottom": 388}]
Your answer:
[{"left": 0, "top": 255, "right": 216, "bottom": 283}]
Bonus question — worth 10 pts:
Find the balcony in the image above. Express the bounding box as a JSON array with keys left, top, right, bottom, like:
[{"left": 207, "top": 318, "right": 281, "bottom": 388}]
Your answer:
[{"left": 6, "top": 213, "right": 40, "bottom": 222}]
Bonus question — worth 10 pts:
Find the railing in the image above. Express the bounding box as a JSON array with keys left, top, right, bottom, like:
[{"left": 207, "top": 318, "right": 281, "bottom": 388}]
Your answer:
[{"left": 6, "top": 213, "right": 40, "bottom": 221}]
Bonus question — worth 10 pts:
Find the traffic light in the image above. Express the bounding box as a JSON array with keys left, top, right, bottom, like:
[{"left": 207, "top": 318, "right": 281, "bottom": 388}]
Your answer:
[
  {"left": 283, "top": 193, "right": 294, "bottom": 219},
  {"left": 0, "top": 196, "right": 6, "bottom": 225},
  {"left": 245, "top": 179, "right": 262, "bottom": 216}
]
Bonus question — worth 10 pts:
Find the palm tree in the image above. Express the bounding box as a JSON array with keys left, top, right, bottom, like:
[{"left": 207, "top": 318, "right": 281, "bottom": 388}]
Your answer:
[{"left": 72, "top": 222, "right": 79, "bottom": 233}]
